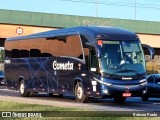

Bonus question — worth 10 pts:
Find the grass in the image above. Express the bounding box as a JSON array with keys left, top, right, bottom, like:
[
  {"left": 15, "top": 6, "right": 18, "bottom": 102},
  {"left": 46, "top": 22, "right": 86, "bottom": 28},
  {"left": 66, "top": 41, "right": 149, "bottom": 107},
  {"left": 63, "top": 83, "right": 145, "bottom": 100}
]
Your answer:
[
  {"left": 0, "top": 100, "right": 159, "bottom": 120},
  {"left": 0, "top": 100, "right": 76, "bottom": 111}
]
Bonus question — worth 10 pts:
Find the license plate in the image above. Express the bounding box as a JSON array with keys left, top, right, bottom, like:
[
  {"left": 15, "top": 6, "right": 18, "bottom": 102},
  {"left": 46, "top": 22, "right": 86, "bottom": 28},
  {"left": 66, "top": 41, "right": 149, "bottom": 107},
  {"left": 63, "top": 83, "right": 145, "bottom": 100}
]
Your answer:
[{"left": 123, "top": 93, "right": 131, "bottom": 97}]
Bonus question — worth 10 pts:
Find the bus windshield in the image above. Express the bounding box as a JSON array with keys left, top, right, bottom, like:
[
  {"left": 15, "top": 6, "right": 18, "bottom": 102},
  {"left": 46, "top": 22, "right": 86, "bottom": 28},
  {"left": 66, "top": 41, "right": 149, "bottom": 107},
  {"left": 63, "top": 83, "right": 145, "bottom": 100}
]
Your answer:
[{"left": 100, "top": 40, "right": 146, "bottom": 78}]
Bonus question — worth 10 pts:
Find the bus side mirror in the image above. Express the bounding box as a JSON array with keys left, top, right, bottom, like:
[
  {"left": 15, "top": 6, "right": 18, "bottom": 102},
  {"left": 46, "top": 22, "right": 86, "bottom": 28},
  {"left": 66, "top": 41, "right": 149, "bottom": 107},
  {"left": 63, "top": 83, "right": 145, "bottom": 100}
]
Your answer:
[{"left": 142, "top": 44, "right": 155, "bottom": 61}]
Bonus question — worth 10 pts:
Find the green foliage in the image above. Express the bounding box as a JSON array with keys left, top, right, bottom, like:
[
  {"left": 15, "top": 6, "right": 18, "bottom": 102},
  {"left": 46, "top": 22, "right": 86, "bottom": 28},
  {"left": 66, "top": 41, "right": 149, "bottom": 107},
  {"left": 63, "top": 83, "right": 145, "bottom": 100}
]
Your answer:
[
  {"left": 0, "top": 100, "right": 75, "bottom": 111},
  {"left": 0, "top": 100, "right": 159, "bottom": 120},
  {"left": 0, "top": 49, "right": 4, "bottom": 62}
]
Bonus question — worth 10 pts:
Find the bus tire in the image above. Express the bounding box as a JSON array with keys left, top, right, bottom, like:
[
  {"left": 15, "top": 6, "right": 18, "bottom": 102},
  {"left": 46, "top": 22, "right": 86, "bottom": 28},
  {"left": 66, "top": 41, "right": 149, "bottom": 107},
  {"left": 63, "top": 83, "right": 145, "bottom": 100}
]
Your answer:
[
  {"left": 114, "top": 97, "right": 126, "bottom": 104},
  {"left": 19, "top": 80, "right": 30, "bottom": 97},
  {"left": 75, "top": 82, "right": 88, "bottom": 103}
]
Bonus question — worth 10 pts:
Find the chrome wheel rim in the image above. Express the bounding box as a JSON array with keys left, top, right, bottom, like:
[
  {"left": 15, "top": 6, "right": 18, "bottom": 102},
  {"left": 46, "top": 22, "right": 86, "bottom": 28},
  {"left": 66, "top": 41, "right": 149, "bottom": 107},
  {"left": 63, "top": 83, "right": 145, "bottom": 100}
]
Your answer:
[
  {"left": 20, "top": 83, "right": 25, "bottom": 94},
  {"left": 77, "top": 85, "right": 83, "bottom": 99}
]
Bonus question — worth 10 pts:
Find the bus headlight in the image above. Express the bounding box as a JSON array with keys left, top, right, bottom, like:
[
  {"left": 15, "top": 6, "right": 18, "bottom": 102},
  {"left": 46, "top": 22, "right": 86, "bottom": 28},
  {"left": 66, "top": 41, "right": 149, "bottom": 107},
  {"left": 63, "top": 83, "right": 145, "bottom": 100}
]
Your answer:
[
  {"left": 103, "top": 82, "right": 112, "bottom": 86},
  {"left": 93, "top": 77, "right": 112, "bottom": 86}
]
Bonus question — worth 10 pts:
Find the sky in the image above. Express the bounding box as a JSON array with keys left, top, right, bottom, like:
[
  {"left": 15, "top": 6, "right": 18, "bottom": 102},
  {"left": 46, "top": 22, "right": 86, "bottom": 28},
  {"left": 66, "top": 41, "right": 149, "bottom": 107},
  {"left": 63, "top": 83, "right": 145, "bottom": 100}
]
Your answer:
[{"left": 0, "top": 0, "right": 160, "bottom": 22}]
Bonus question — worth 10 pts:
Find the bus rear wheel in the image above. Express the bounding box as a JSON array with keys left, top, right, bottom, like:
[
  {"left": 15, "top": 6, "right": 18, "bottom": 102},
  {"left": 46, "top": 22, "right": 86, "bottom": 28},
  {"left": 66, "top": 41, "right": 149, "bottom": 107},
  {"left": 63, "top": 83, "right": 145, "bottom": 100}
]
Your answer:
[
  {"left": 114, "top": 97, "right": 126, "bottom": 104},
  {"left": 19, "top": 80, "right": 30, "bottom": 97},
  {"left": 75, "top": 82, "right": 88, "bottom": 103}
]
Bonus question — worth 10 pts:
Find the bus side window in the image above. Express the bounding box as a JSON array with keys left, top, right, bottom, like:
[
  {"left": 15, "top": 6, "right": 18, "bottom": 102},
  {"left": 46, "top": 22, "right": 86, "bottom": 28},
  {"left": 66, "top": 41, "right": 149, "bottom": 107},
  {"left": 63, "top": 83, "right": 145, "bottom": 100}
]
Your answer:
[
  {"left": 30, "top": 49, "right": 41, "bottom": 57},
  {"left": 19, "top": 50, "right": 29, "bottom": 58},
  {"left": 90, "top": 49, "right": 98, "bottom": 73},
  {"left": 5, "top": 50, "right": 11, "bottom": 58},
  {"left": 12, "top": 49, "right": 19, "bottom": 58}
]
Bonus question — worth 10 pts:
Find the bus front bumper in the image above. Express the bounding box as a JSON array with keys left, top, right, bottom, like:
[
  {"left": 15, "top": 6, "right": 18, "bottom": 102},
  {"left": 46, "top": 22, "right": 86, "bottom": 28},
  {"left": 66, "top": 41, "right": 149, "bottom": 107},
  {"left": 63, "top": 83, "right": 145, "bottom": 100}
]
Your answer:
[
  {"left": 86, "top": 84, "right": 147, "bottom": 98},
  {"left": 101, "top": 85, "right": 147, "bottom": 98}
]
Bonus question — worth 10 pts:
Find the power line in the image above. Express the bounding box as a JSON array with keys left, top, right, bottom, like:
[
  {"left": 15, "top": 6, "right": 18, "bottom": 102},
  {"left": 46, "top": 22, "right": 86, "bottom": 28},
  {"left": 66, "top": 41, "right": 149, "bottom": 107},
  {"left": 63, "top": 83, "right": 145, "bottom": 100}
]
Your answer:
[
  {"left": 57, "top": 0, "right": 160, "bottom": 10},
  {"left": 144, "top": 0, "right": 160, "bottom": 2}
]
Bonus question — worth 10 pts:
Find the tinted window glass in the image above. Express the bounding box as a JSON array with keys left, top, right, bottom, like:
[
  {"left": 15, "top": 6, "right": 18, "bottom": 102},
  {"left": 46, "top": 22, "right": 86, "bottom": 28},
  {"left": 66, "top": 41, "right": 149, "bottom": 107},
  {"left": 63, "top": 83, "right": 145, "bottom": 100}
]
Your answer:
[
  {"left": 19, "top": 50, "right": 29, "bottom": 58},
  {"left": 46, "top": 34, "right": 83, "bottom": 59},
  {"left": 89, "top": 48, "right": 99, "bottom": 74},
  {"left": 5, "top": 40, "right": 29, "bottom": 58},
  {"left": 147, "top": 76, "right": 154, "bottom": 83},
  {"left": 12, "top": 49, "right": 19, "bottom": 58},
  {"left": 90, "top": 50, "right": 97, "bottom": 68},
  {"left": 66, "top": 35, "right": 83, "bottom": 59},
  {"left": 30, "top": 49, "right": 41, "bottom": 57},
  {"left": 81, "top": 35, "right": 89, "bottom": 66},
  {"left": 5, "top": 50, "right": 11, "bottom": 58},
  {"left": 5, "top": 41, "right": 19, "bottom": 58},
  {"left": 155, "top": 77, "right": 160, "bottom": 84},
  {"left": 5, "top": 34, "right": 83, "bottom": 59}
]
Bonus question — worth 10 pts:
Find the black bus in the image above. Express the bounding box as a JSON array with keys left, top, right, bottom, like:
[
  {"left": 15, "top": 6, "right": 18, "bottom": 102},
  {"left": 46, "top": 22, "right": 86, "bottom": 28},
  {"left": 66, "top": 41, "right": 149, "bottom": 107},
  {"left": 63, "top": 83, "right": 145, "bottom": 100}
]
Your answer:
[{"left": 4, "top": 26, "right": 154, "bottom": 103}]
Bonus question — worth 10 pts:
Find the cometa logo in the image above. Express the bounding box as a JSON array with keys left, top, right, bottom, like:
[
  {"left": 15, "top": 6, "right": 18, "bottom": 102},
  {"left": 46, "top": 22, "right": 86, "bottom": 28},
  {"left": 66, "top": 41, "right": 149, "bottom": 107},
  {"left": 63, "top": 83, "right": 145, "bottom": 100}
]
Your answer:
[{"left": 53, "top": 61, "right": 73, "bottom": 70}]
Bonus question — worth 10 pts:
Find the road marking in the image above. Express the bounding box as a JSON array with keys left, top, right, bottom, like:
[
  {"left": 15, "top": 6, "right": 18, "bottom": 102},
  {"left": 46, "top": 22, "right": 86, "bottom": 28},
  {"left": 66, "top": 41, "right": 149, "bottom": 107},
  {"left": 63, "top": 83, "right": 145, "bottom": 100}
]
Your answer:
[
  {"left": 153, "top": 103, "right": 160, "bottom": 105},
  {"left": 0, "top": 89, "right": 19, "bottom": 92}
]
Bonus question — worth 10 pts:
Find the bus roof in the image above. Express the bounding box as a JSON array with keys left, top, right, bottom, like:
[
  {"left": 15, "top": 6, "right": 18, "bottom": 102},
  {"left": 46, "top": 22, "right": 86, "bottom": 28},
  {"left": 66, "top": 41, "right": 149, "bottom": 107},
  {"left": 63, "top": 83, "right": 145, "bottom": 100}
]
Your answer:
[{"left": 6, "top": 26, "right": 139, "bottom": 43}]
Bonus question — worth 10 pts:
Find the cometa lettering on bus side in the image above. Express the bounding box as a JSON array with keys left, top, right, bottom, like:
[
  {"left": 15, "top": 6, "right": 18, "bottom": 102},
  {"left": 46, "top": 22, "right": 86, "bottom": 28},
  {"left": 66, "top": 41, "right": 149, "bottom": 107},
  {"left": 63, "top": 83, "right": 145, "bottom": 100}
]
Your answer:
[{"left": 53, "top": 61, "right": 73, "bottom": 70}]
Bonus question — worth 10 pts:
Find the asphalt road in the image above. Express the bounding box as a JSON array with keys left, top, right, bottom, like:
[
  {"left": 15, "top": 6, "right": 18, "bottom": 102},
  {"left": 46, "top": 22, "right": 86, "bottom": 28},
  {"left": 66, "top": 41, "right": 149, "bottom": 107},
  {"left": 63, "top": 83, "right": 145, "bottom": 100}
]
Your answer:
[{"left": 0, "top": 86, "right": 160, "bottom": 111}]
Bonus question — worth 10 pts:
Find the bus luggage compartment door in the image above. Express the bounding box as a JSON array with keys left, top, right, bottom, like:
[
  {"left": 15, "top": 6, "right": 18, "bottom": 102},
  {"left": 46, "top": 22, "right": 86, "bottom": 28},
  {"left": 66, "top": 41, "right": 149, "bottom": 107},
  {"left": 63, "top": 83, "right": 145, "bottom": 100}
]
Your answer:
[{"left": 47, "top": 58, "right": 58, "bottom": 94}]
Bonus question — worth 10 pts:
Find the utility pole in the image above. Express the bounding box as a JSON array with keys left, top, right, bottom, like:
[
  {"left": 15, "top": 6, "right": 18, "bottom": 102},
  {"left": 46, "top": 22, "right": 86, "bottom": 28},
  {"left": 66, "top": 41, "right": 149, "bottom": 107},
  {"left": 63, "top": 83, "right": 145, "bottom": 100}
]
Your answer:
[
  {"left": 96, "top": 0, "right": 98, "bottom": 17},
  {"left": 135, "top": 0, "right": 137, "bottom": 20}
]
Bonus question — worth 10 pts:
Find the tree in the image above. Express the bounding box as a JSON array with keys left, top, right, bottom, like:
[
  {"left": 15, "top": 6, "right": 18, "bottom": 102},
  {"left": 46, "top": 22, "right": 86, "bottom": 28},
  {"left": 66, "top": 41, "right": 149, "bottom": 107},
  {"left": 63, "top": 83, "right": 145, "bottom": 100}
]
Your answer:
[{"left": 0, "top": 49, "right": 4, "bottom": 62}]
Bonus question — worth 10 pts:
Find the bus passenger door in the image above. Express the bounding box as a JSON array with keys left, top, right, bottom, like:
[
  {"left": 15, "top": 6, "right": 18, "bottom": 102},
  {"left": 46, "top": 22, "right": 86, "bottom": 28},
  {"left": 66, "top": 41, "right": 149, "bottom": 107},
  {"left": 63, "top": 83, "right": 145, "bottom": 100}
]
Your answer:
[
  {"left": 47, "top": 57, "right": 58, "bottom": 94},
  {"left": 89, "top": 49, "right": 101, "bottom": 94}
]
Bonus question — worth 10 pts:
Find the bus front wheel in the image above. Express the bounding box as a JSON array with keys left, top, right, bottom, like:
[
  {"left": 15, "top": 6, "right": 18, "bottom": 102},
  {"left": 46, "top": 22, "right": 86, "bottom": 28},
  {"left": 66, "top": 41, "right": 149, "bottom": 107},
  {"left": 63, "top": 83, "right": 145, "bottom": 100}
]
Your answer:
[
  {"left": 75, "top": 82, "right": 88, "bottom": 103},
  {"left": 19, "top": 80, "right": 30, "bottom": 97}
]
